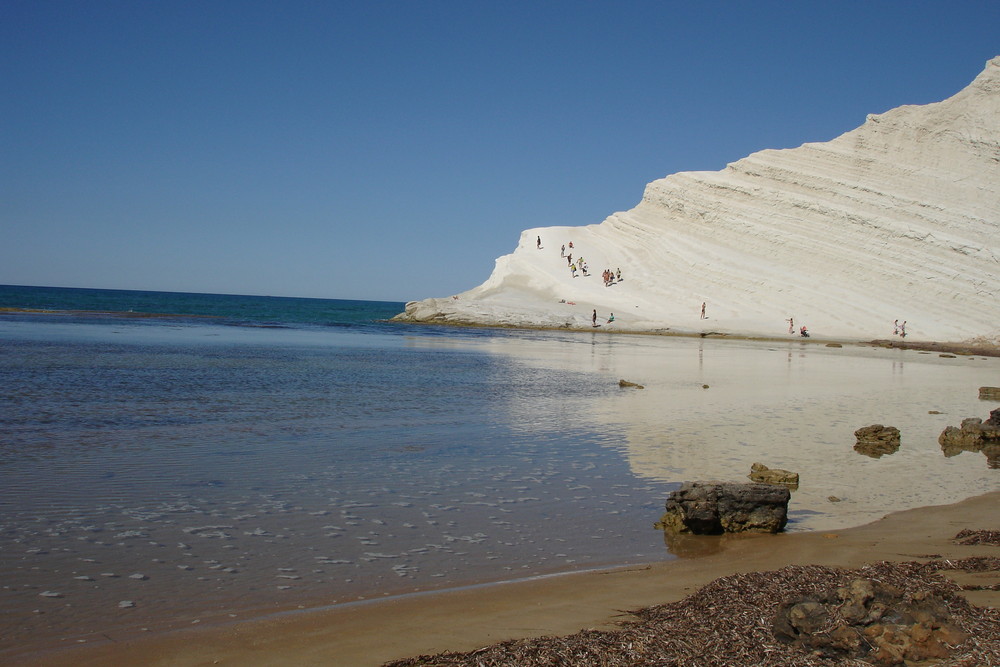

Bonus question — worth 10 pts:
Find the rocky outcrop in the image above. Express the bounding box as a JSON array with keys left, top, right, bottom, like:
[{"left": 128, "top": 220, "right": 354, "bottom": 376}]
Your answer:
[
  {"left": 748, "top": 462, "right": 799, "bottom": 488},
  {"left": 774, "top": 577, "right": 968, "bottom": 665},
  {"left": 656, "top": 481, "right": 790, "bottom": 534},
  {"left": 981, "top": 386, "right": 1000, "bottom": 400},
  {"left": 854, "top": 424, "right": 901, "bottom": 458},
  {"left": 939, "top": 408, "right": 1000, "bottom": 468}
]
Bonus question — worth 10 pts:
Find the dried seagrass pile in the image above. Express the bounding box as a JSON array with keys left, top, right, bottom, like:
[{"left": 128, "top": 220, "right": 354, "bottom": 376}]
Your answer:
[
  {"left": 386, "top": 557, "right": 1000, "bottom": 667},
  {"left": 954, "top": 529, "right": 1000, "bottom": 546}
]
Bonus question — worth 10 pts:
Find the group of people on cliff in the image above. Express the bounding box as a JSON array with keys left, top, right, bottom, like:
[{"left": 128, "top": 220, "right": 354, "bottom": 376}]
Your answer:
[
  {"left": 541, "top": 236, "right": 920, "bottom": 340},
  {"left": 555, "top": 240, "right": 622, "bottom": 286}
]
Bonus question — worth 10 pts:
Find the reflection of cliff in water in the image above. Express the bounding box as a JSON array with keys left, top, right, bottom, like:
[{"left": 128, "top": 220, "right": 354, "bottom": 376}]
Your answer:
[{"left": 581, "top": 340, "right": 1000, "bottom": 531}]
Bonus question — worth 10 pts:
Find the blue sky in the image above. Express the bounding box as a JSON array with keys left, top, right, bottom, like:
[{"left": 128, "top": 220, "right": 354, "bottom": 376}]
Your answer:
[{"left": 3, "top": 1, "right": 998, "bottom": 302}]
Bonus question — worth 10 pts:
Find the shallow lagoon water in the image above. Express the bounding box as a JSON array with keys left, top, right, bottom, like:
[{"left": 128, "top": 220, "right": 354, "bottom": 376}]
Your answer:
[{"left": 1, "top": 314, "right": 997, "bottom": 657}]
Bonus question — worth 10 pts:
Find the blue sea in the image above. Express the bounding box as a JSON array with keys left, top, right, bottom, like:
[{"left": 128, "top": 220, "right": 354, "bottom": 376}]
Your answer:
[
  {"left": 2, "top": 284, "right": 997, "bottom": 660},
  {"left": 0, "top": 285, "right": 677, "bottom": 657}
]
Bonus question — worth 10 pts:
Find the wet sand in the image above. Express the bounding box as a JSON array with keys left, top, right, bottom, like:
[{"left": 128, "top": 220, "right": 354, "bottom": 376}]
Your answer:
[{"left": 22, "top": 490, "right": 1000, "bottom": 666}]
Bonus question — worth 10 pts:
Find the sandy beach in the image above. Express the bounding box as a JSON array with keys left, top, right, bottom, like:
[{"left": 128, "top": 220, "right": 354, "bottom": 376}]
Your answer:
[{"left": 20, "top": 490, "right": 999, "bottom": 666}]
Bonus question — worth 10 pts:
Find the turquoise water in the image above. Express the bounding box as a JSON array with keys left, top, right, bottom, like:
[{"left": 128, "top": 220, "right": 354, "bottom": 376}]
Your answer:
[{"left": 0, "top": 284, "right": 406, "bottom": 330}]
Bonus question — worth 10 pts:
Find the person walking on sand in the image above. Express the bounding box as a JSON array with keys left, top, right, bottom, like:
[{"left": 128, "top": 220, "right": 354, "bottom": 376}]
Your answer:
[
  {"left": 561, "top": 244, "right": 565, "bottom": 257},
  {"left": 570, "top": 263, "right": 577, "bottom": 277},
  {"left": 787, "top": 317, "right": 794, "bottom": 334},
  {"left": 592, "top": 309, "right": 597, "bottom": 327},
  {"left": 536, "top": 236, "right": 541, "bottom": 249},
  {"left": 894, "top": 319, "right": 899, "bottom": 336},
  {"left": 700, "top": 302, "right": 706, "bottom": 319},
  {"left": 567, "top": 253, "right": 572, "bottom": 266},
  {"left": 900, "top": 321, "right": 906, "bottom": 338}
]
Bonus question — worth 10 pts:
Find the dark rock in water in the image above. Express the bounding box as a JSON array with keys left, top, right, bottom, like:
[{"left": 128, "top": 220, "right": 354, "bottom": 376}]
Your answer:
[
  {"left": 618, "top": 379, "right": 644, "bottom": 389},
  {"left": 980, "top": 386, "right": 1000, "bottom": 400},
  {"left": 773, "top": 577, "right": 968, "bottom": 664},
  {"left": 939, "top": 408, "right": 1000, "bottom": 452},
  {"left": 748, "top": 462, "right": 799, "bottom": 489},
  {"left": 656, "top": 481, "right": 790, "bottom": 534},
  {"left": 854, "top": 424, "right": 901, "bottom": 458},
  {"left": 939, "top": 408, "right": 1000, "bottom": 468}
]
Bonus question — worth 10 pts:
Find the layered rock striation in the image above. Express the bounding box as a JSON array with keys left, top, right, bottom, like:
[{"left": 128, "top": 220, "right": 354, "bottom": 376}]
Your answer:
[{"left": 395, "top": 58, "right": 1000, "bottom": 344}]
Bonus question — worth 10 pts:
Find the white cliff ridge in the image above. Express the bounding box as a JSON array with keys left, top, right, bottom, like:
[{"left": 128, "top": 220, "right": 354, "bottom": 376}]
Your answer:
[{"left": 396, "top": 57, "right": 1000, "bottom": 345}]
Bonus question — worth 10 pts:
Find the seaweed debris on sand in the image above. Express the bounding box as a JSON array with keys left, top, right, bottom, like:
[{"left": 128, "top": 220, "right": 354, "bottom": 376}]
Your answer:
[{"left": 386, "top": 557, "right": 1000, "bottom": 666}]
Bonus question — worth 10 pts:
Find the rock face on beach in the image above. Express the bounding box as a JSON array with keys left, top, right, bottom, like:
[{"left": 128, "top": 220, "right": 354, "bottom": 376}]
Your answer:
[
  {"left": 395, "top": 57, "right": 1000, "bottom": 344},
  {"left": 657, "top": 481, "right": 790, "bottom": 534}
]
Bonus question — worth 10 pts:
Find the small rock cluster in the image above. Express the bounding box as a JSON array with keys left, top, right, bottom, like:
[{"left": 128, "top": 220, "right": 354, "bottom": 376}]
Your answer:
[{"left": 774, "top": 577, "right": 968, "bottom": 665}]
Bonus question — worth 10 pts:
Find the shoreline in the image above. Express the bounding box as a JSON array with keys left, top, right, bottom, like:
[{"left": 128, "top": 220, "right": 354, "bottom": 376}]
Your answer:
[
  {"left": 21, "top": 490, "right": 1000, "bottom": 666},
  {"left": 390, "top": 318, "right": 1000, "bottom": 357},
  {"left": 7, "top": 307, "right": 999, "bottom": 358}
]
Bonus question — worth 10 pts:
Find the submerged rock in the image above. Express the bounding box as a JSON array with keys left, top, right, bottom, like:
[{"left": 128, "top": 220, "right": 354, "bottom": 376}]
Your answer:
[
  {"left": 748, "top": 462, "right": 799, "bottom": 489},
  {"left": 980, "top": 386, "right": 1000, "bottom": 400},
  {"left": 854, "top": 424, "right": 901, "bottom": 458}
]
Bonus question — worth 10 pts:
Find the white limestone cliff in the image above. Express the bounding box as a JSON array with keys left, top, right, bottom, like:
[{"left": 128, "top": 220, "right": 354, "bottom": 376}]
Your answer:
[{"left": 395, "top": 57, "right": 1000, "bottom": 344}]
